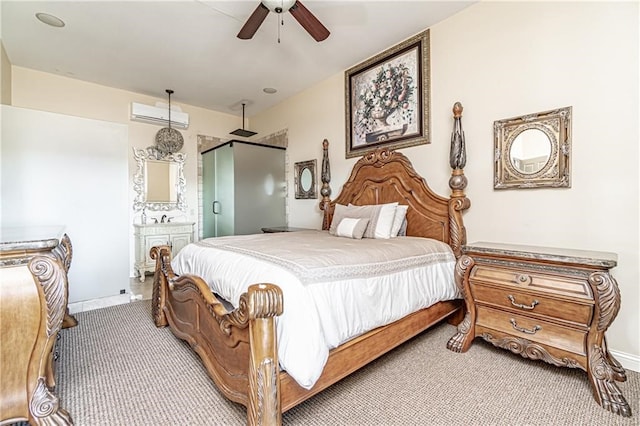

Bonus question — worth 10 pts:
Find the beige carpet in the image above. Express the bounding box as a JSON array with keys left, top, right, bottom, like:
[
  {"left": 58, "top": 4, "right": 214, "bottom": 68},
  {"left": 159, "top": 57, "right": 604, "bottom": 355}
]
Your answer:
[{"left": 55, "top": 301, "right": 639, "bottom": 425}]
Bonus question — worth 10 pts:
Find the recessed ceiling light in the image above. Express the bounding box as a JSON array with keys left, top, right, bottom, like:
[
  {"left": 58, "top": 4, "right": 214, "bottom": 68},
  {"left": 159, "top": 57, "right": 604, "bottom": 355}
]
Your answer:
[
  {"left": 35, "top": 12, "right": 65, "bottom": 28},
  {"left": 263, "top": 88, "right": 277, "bottom": 94}
]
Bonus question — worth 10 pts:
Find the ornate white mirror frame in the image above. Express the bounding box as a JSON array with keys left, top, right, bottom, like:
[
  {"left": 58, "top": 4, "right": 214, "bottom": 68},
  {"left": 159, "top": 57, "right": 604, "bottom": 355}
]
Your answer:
[
  {"left": 494, "top": 106, "right": 572, "bottom": 189},
  {"left": 294, "top": 159, "right": 317, "bottom": 199},
  {"left": 133, "top": 147, "right": 187, "bottom": 211}
]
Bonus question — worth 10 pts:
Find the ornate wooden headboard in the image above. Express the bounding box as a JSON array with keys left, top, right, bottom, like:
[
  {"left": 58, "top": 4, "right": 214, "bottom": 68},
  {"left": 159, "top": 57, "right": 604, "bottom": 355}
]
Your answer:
[{"left": 320, "top": 102, "right": 470, "bottom": 258}]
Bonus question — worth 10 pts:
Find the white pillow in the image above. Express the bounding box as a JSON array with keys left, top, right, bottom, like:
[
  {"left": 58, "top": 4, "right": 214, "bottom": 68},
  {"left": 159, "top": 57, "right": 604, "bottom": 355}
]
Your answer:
[
  {"left": 347, "top": 202, "right": 398, "bottom": 239},
  {"left": 390, "top": 205, "right": 409, "bottom": 237},
  {"left": 335, "top": 217, "right": 369, "bottom": 239},
  {"left": 372, "top": 202, "right": 398, "bottom": 239}
]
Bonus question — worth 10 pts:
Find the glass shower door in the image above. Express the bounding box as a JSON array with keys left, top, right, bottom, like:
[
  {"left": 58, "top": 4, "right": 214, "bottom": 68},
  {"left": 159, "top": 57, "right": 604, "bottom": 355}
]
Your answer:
[{"left": 202, "top": 144, "right": 234, "bottom": 238}]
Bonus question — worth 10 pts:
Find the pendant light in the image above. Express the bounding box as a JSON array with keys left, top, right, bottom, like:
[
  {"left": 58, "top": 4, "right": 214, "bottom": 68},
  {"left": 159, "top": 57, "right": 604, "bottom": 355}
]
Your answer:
[
  {"left": 155, "top": 89, "right": 184, "bottom": 153},
  {"left": 230, "top": 103, "right": 257, "bottom": 137}
]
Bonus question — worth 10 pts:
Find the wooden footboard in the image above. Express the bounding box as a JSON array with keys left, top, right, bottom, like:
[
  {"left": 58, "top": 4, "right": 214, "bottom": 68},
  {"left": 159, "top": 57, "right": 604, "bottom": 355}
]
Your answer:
[
  {"left": 151, "top": 245, "right": 283, "bottom": 425},
  {"left": 151, "top": 245, "right": 462, "bottom": 426}
]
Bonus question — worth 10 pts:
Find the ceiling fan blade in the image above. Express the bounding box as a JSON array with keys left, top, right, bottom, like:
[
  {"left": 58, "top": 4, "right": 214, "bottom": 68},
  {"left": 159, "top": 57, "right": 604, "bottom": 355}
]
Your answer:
[
  {"left": 289, "top": 1, "right": 330, "bottom": 42},
  {"left": 237, "top": 3, "right": 270, "bottom": 40}
]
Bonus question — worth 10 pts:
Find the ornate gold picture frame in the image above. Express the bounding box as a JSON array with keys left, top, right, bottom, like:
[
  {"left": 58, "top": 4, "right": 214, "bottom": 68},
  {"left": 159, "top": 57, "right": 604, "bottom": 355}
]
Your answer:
[
  {"left": 494, "top": 106, "right": 572, "bottom": 190},
  {"left": 345, "top": 29, "right": 430, "bottom": 158},
  {"left": 294, "top": 159, "right": 317, "bottom": 199}
]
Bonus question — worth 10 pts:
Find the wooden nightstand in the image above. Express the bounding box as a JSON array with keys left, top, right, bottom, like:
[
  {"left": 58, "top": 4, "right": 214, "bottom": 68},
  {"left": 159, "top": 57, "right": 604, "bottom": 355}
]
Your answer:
[{"left": 447, "top": 242, "right": 630, "bottom": 417}]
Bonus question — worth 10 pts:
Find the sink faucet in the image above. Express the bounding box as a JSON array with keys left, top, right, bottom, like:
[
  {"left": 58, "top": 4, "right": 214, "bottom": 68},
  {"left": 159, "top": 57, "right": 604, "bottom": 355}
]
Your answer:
[{"left": 161, "top": 214, "right": 167, "bottom": 223}]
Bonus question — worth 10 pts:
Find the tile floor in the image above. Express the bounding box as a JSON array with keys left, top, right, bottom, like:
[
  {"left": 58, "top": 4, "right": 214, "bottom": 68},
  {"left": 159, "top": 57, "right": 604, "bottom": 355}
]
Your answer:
[
  {"left": 67, "top": 274, "right": 153, "bottom": 315},
  {"left": 129, "top": 274, "right": 154, "bottom": 300}
]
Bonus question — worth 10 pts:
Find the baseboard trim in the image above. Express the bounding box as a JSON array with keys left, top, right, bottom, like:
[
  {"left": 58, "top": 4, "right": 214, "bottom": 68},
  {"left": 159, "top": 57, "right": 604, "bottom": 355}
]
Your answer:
[
  {"left": 610, "top": 349, "right": 640, "bottom": 373},
  {"left": 68, "top": 293, "right": 131, "bottom": 314}
]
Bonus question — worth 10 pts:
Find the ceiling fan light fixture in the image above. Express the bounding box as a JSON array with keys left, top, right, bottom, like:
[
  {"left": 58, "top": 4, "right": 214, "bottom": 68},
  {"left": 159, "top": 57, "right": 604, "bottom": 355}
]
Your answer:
[
  {"left": 262, "top": 0, "right": 296, "bottom": 13},
  {"left": 238, "top": 0, "right": 329, "bottom": 42}
]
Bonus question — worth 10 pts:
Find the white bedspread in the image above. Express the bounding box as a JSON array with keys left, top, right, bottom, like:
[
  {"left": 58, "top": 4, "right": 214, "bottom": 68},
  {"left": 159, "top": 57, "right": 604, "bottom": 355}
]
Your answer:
[{"left": 171, "top": 230, "right": 459, "bottom": 389}]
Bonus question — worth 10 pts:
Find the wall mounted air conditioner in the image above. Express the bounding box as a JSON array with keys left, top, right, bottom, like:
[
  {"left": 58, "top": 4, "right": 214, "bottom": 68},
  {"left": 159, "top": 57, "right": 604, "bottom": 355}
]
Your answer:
[{"left": 130, "top": 102, "right": 189, "bottom": 129}]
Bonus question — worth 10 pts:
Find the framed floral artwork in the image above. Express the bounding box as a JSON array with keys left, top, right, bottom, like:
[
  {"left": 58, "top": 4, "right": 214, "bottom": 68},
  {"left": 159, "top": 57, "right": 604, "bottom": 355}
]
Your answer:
[{"left": 345, "top": 29, "right": 430, "bottom": 158}]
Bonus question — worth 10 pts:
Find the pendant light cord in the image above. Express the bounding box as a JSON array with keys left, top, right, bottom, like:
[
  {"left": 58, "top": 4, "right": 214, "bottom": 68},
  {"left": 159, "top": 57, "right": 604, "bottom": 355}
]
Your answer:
[
  {"left": 166, "top": 89, "right": 173, "bottom": 129},
  {"left": 242, "top": 103, "right": 246, "bottom": 128},
  {"left": 278, "top": 0, "right": 284, "bottom": 43},
  {"left": 278, "top": 14, "right": 282, "bottom": 43}
]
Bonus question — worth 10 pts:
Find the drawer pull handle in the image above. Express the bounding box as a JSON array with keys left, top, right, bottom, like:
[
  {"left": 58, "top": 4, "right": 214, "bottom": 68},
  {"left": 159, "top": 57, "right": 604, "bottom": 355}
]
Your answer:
[
  {"left": 508, "top": 295, "right": 539, "bottom": 310},
  {"left": 515, "top": 274, "right": 532, "bottom": 285},
  {"left": 510, "top": 319, "right": 541, "bottom": 335}
]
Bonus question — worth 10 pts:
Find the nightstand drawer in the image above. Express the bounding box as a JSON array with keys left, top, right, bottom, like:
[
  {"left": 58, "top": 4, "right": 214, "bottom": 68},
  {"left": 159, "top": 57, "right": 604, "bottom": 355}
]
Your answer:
[
  {"left": 476, "top": 306, "right": 587, "bottom": 355},
  {"left": 471, "top": 283, "right": 593, "bottom": 326},
  {"left": 471, "top": 265, "right": 592, "bottom": 300}
]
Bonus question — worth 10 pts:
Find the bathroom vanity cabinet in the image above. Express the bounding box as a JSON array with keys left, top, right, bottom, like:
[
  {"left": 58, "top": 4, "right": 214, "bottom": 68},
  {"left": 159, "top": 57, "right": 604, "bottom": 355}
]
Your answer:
[{"left": 134, "top": 222, "right": 194, "bottom": 282}]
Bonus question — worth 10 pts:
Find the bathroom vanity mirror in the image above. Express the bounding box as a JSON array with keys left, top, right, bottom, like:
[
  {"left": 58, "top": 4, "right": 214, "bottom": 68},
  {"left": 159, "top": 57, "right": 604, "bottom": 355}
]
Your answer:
[
  {"left": 133, "top": 147, "right": 187, "bottom": 211},
  {"left": 294, "top": 159, "right": 317, "bottom": 199},
  {"left": 494, "top": 106, "right": 571, "bottom": 189}
]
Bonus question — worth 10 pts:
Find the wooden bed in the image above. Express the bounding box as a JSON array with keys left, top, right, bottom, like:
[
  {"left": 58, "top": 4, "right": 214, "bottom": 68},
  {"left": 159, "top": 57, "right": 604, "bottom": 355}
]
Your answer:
[{"left": 151, "top": 103, "right": 470, "bottom": 425}]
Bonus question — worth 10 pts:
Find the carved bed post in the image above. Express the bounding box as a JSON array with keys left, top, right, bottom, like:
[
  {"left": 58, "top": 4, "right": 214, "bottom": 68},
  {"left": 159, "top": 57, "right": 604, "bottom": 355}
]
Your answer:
[
  {"left": 446, "top": 255, "right": 476, "bottom": 352},
  {"left": 319, "top": 139, "right": 332, "bottom": 230},
  {"left": 150, "top": 245, "right": 173, "bottom": 327},
  {"left": 448, "top": 102, "right": 471, "bottom": 258},
  {"left": 246, "top": 283, "right": 284, "bottom": 426}
]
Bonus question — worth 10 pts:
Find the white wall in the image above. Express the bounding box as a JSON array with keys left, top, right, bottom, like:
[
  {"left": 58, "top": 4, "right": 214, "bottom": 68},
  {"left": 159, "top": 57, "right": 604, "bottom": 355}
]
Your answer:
[
  {"left": 9, "top": 67, "right": 243, "bottom": 278},
  {"left": 251, "top": 2, "right": 639, "bottom": 360},
  {"left": 1, "top": 105, "right": 129, "bottom": 302}
]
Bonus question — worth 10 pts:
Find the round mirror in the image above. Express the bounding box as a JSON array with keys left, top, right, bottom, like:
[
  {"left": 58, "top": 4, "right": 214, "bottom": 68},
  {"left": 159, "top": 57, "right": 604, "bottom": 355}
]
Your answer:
[
  {"left": 510, "top": 129, "right": 551, "bottom": 174},
  {"left": 300, "top": 167, "right": 313, "bottom": 192}
]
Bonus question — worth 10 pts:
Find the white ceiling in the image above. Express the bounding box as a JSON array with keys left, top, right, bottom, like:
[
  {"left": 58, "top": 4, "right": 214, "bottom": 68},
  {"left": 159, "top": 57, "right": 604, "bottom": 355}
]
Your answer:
[{"left": 1, "top": 1, "right": 474, "bottom": 117}]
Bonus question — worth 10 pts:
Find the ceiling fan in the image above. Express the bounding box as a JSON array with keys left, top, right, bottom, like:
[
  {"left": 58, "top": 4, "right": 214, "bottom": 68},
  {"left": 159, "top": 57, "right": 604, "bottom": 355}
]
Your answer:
[{"left": 237, "top": 0, "right": 330, "bottom": 42}]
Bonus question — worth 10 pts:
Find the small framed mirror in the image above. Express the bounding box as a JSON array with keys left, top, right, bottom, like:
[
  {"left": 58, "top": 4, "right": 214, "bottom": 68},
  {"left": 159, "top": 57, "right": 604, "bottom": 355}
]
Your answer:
[
  {"left": 494, "top": 106, "right": 571, "bottom": 189},
  {"left": 133, "top": 147, "right": 187, "bottom": 211},
  {"left": 294, "top": 159, "right": 317, "bottom": 199}
]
